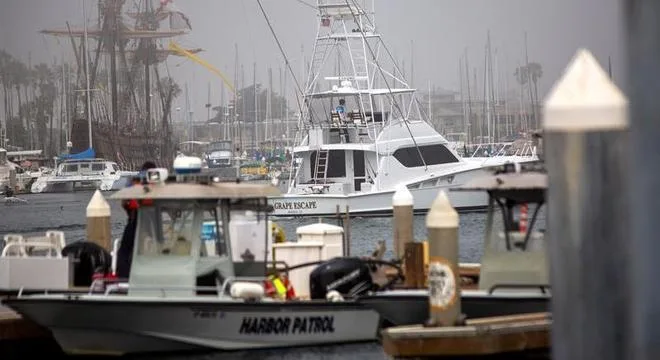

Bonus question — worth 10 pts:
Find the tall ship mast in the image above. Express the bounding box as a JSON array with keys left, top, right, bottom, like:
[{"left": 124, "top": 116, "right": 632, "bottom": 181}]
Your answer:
[{"left": 41, "top": 0, "right": 199, "bottom": 169}]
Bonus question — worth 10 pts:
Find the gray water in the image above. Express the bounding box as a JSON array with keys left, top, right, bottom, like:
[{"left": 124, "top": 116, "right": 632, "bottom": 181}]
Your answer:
[{"left": 0, "top": 191, "right": 546, "bottom": 359}]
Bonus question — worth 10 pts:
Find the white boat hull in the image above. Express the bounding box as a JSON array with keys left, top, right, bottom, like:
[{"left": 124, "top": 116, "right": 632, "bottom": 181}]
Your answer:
[
  {"left": 30, "top": 173, "right": 133, "bottom": 194},
  {"left": 4, "top": 296, "right": 381, "bottom": 355},
  {"left": 270, "top": 167, "right": 493, "bottom": 217}
]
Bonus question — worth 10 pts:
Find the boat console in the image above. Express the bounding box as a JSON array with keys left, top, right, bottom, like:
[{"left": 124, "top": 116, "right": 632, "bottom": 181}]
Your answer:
[
  {"left": 454, "top": 162, "right": 549, "bottom": 294},
  {"left": 111, "top": 156, "right": 281, "bottom": 298}
]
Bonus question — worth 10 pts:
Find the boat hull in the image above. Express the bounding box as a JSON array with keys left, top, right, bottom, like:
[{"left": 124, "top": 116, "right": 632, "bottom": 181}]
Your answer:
[
  {"left": 269, "top": 168, "right": 492, "bottom": 217},
  {"left": 30, "top": 176, "right": 131, "bottom": 194},
  {"left": 3, "top": 297, "right": 381, "bottom": 355},
  {"left": 359, "top": 290, "right": 550, "bottom": 326}
]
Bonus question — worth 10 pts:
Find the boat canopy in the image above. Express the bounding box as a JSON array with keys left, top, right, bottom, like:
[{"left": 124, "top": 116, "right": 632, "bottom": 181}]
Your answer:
[
  {"left": 58, "top": 147, "right": 96, "bottom": 161},
  {"left": 452, "top": 164, "right": 546, "bottom": 204}
]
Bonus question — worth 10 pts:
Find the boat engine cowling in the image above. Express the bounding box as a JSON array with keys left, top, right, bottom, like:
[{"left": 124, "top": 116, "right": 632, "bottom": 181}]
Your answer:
[{"left": 309, "top": 257, "right": 375, "bottom": 300}]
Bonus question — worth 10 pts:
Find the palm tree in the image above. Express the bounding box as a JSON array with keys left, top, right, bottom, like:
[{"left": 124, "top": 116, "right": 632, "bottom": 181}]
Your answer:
[
  {"left": 34, "top": 63, "right": 56, "bottom": 154},
  {"left": 0, "top": 50, "right": 13, "bottom": 144},
  {"left": 514, "top": 65, "right": 529, "bottom": 87},
  {"left": 8, "top": 60, "right": 29, "bottom": 147}
]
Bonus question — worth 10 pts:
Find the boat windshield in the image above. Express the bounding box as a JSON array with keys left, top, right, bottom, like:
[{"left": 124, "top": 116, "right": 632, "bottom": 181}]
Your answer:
[{"left": 136, "top": 202, "right": 228, "bottom": 257}]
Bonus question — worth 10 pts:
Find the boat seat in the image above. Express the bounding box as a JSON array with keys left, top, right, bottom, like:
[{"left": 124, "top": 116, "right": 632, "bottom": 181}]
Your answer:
[
  {"left": 2, "top": 234, "right": 26, "bottom": 257},
  {"left": 330, "top": 111, "right": 342, "bottom": 127},
  {"left": 350, "top": 109, "right": 363, "bottom": 125}
]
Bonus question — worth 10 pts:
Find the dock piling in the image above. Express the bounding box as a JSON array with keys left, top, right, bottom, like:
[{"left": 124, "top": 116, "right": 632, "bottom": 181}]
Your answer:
[
  {"left": 626, "top": 2, "right": 660, "bottom": 357},
  {"left": 543, "top": 49, "right": 630, "bottom": 360},
  {"left": 393, "top": 185, "right": 414, "bottom": 260},
  {"left": 425, "top": 190, "right": 461, "bottom": 326},
  {"left": 86, "top": 190, "right": 112, "bottom": 251}
]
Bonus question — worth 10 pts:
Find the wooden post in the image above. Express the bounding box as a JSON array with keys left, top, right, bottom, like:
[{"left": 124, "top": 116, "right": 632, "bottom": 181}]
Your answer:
[
  {"left": 425, "top": 190, "right": 460, "bottom": 327},
  {"left": 393, "top": 185, "right": 414, "bottom": 260},
  {"left": 626, "top": 3, "right": 660, "bottom": 358},
  {"left": 86, "top": 190, "right": 112, "bottom": 251},
  {"left": 543, "top": 49, "right": 630, "bottom": 360},
  {"left": 404, "top": 242, "right": 425, "bottom": 288}
]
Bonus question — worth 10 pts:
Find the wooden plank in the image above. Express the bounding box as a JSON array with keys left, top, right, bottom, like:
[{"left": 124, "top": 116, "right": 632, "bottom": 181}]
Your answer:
[
  {"left": 382, "top": 319, "right": 551, "bottom": 357},
  {"left": 466, "top": 312, "right": 550, "bottom": 326}
]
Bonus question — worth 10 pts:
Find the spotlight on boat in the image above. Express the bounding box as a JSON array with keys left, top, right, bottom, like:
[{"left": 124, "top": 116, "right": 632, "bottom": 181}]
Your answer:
[{"left": 146, "top": 168, "right": 169, "bottom": 184}]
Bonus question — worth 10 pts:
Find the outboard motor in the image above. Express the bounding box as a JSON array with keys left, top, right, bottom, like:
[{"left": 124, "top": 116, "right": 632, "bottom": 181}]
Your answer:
[
  {"left": 61, "top": 241, "right": 112, "bottom": 287},
  {"left": 309, "top": 257, "right": 375, "bottom": 300}
]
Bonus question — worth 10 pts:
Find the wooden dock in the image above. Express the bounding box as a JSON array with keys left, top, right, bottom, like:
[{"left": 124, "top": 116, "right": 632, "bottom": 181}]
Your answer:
[
  {"left": 0, "top": 306, "right": 51, "bottom": 341},
  {"left": 0, "top": 305, "right": 62, "bottom": 357},
  {"left": 381, "top": 312, "right": 551, "bottom": 358}
]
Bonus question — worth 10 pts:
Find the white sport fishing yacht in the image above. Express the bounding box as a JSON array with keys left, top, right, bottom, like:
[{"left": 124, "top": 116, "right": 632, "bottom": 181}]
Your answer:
[{"left": 269, "top": 0, "right": 537, "bottom": 217}]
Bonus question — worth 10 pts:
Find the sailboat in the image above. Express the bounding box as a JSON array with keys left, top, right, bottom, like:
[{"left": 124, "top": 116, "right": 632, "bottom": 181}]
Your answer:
[
  {"left": 267, "top": 0, "right": 538, "bottom": 217},
  {"left": 40, "top": 0, "right": 198, "bottom": 170}
]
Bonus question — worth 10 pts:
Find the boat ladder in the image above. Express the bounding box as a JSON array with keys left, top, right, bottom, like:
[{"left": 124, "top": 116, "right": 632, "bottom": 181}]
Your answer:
[{"left": 314, "top": 149, "right": 329, "bottom": 184}]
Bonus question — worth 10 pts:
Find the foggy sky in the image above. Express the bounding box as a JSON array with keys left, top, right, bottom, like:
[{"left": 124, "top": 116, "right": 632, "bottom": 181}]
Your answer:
[{"left": 0, "top": 0, "right": 624, "bottom": 122}]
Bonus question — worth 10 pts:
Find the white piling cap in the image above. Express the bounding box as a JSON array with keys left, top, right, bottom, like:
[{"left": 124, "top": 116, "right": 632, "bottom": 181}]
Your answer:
[
  {"left": 86, "top": 190, "right": 111, "bottom": 218},
  {"left": 543, "top": 48, "right": 628, "bottom": 132},
  {"left": 426, "top": 190, "right": 458, "bottom": 228},
  {"left": 392, "top": 185, "right": 413, "bottom": 207}
]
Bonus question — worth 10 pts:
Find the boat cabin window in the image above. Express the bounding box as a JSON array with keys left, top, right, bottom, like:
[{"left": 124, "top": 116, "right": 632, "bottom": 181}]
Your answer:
[
  {"left": 201, "top": 209, "right": 229, "bottom": 257},
  {"left": 137, "top": 205, "right": 196, "bottom": 256},
  {"left": 136, "top": 201, "right": 228, "bottom": 258},
  {"left": 63, "top": 164, "right": 78, "bottom": 172},
  {"left": 91, "top": 163, "right": 105, "bottom": 171},
  {"left": 393, "top": 144, "right": 459, "bottom": 168}
]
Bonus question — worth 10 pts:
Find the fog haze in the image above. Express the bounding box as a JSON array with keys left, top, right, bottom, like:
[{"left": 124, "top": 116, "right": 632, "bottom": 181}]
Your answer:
[{"left": 0, "top": 0, "right": 624, "bottom": 120}]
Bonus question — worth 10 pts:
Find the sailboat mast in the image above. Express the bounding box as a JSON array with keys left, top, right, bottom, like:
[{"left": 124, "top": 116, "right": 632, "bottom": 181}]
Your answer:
[
  {"left": 108, "top": 1, "right": 118, "bottom": 130},
  {"left": 253, "top": 62, "right": 258, "bottom": 153},
  {"left": 82, "top": 0, "right": 93, "bottom": 149},
  {"left": 144, "top": 0, "right": 152, "bottom": 132},
  {"left": 464, "top": 49, "right": 473, "bottom": 143},
  {"left": 207, "top": 82, "right": 211, "bottom": 122}
]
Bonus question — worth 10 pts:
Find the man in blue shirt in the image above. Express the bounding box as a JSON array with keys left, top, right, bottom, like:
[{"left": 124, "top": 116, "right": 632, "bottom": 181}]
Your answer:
[{"left": 336, "top": 99, "right": 346, "bottom": 119}]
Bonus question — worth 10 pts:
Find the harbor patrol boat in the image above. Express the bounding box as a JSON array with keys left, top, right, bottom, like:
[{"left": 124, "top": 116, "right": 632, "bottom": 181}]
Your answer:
[{"left": 4, "top": 158, "right": 382, "bottom": 355}]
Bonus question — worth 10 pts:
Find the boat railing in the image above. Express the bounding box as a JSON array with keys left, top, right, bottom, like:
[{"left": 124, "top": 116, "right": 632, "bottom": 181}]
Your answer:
[
  {"left": 97, "top": 277, "right": 270, "bottom": 298},
  {"left": 1, "top": 232, "right": 65, "bottom": 258},
  {"left": 466, "top": 142, "right": 537, "bottom": 158}
]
